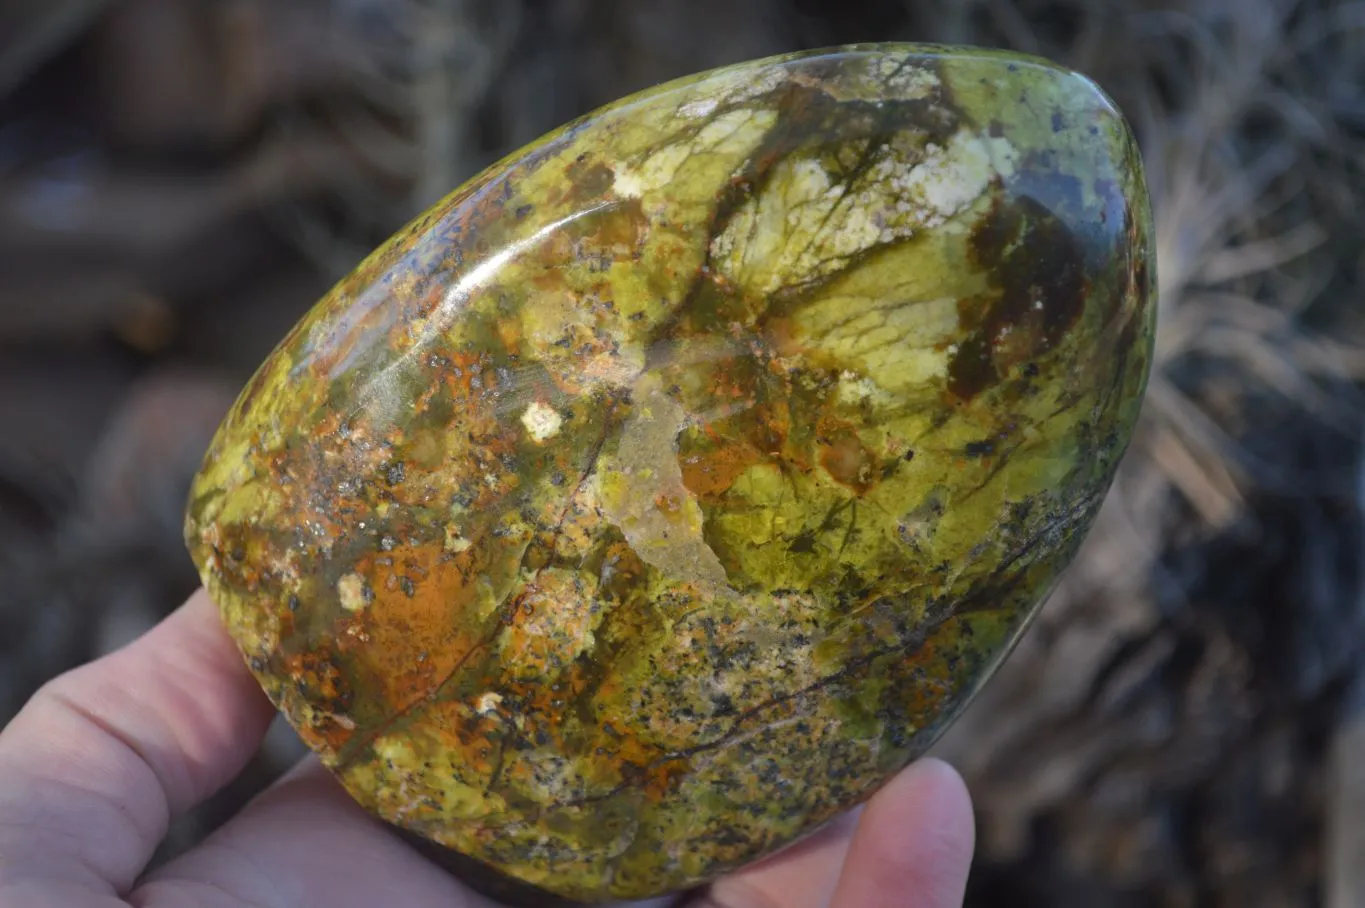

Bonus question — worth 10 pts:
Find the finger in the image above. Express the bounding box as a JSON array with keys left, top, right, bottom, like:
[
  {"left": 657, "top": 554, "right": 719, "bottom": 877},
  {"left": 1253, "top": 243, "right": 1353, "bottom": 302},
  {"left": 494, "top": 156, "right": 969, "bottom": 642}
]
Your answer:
[
  {"left": 132, "top": 758, "right": 491, "bottom": 908},
  {"left": 0, "top": 588, "right": 276, "bottom": 896},
  {"left": 135, "top": 758, "right": 675, "bottom": 908},
  {"left": 692, "top": 809, "right": 861, "bottom": 908},
  {"left": 829, "top": 758, "right": 975, "bottom": 908}
]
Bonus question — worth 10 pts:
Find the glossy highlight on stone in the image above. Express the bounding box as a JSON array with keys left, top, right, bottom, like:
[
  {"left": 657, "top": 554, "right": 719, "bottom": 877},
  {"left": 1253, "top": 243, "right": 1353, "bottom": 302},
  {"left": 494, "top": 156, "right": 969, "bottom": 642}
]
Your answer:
[{"left": 185, "top": 44, "right": 1155, "bottom": 903}]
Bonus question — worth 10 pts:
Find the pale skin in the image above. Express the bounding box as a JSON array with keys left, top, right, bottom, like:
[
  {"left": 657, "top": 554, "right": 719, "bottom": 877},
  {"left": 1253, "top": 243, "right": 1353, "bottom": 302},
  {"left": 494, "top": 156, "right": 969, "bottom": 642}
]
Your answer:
[{"left": 0, "top": 589, "right": 975, "bottom": 908}]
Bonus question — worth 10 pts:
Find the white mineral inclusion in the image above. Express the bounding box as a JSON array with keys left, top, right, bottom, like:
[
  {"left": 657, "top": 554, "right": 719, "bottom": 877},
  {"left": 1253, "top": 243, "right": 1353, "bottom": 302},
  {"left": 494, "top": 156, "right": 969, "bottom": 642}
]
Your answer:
[
  {"left": 902, "top": 131, "right": 1020, "bottom": 222},
  {"left": 338, "top": 572, "right": 368, "bottom": 612},
  {"left": 678, "top": 97, "right": 720, "bottom": 119},
  {"left": 521, "top": 401, "right": 563, "bottom": 442}
]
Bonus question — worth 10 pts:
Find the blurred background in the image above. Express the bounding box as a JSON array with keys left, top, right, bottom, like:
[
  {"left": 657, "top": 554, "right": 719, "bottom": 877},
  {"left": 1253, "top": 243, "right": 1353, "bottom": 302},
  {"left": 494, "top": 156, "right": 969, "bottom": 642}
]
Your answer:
[{"left": 2, "top": 0, "right": 1363, "bottom": 904}]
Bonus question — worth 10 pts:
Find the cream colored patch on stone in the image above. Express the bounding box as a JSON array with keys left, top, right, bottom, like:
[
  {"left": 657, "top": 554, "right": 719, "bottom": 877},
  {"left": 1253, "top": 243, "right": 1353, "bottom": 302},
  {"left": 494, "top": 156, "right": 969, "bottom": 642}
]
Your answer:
[
  {"left": 815, "top": 56, "right": 942, "bottom": 103},
  {"left": 836, "top": 369, "right": 896, "bottom": 407},
  {"left": 337, "top": 572, "right": 368, "bottom": 612},
  {"left": 678, "top": 96, "right": 719, "bottom": 119},
  {"left": 475, "top": 691, "right": 503, "bottom": 715},
  {"left": 726, "top": 66, "right": 785, "bottom": 104},
  {"left": 264, "top": 542, "right": 302, "bottom": 590},
  {"left": 611, "top": 143, "right": 688, "bottom": 198},
  {"left": 444, "top": 525, "right": 472, "bottom": 553},
  {"left": 988, "top": 135, "right": 1021, "bottom": 179},
  {"left": 883, "top": 60, "right": 941, "bottom": 98},
  {"left": 520, "top": 400, "right": 562, "bottom": 442},
  {"left": 296, "top": 702, "right": 356, "bottom": 737},
  {"left": 609, "top": 165, "right": 645, "bottom": 200},
  {"left": 897, "top": 131, "right": 1016, "bottom": 224},
  {"left": 613, "top": 108, "right": 775, "bottom": 201}
]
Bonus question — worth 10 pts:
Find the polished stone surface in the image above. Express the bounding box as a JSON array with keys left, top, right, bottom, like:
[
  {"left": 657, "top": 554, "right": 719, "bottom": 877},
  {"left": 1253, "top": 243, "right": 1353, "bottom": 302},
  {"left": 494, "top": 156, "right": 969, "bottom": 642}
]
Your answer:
[{"left": 185, "top": 43, "right": 1155, "bottom": 902}]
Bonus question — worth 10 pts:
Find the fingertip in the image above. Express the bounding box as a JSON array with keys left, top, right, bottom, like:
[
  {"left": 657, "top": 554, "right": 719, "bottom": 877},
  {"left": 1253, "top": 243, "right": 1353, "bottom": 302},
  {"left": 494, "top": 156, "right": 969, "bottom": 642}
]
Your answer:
[
  {"left": 830, "top": 758, "right": 976, "bottom": 908},
  {"left": 137, "top": 756, "right": 500, "bottom": 908},
  {"left": 701, "top": 807, "right": 862, "bottom": 908},
  {"left": 889, "top": 757, "right": 975, "bottom": 851}
]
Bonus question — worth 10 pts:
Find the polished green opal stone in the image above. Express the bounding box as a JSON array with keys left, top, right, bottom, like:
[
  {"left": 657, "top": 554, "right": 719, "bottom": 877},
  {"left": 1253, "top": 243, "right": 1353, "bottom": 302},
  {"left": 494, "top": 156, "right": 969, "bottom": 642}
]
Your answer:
[{"left": 185, "top": 44, "right": 1155, "bottom": 903}]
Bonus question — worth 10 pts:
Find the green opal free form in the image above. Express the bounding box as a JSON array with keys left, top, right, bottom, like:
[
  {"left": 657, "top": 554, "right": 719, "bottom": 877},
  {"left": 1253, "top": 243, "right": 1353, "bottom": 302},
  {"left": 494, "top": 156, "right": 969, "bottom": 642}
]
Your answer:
[{"left": 186, "top": 44, "right": 1155, "bottom": 903}]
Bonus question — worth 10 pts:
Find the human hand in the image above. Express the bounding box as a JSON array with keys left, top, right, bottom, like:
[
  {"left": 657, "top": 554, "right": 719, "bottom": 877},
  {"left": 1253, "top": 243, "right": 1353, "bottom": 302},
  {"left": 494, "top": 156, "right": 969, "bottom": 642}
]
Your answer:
[{"left": 0, "top": 589, "right": 975, "bottom": 908}]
